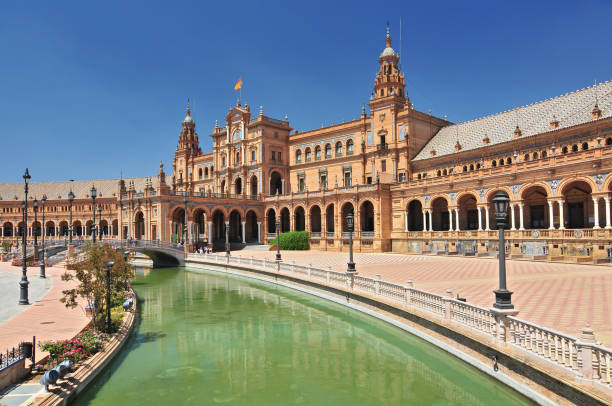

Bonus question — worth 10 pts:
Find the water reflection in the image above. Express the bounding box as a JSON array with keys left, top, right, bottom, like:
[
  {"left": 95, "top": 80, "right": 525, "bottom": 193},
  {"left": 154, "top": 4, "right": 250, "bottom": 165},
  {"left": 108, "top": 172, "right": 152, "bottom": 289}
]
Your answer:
[{"left": 75, "top": 267, "right": 533, "bottom": 406}]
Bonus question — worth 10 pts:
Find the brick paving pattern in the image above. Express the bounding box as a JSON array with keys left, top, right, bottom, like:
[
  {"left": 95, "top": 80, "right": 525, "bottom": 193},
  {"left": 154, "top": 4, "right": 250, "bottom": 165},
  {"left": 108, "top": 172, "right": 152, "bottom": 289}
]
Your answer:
[{"left": 237, "top": 250, "right": 612, "bottom": 346}]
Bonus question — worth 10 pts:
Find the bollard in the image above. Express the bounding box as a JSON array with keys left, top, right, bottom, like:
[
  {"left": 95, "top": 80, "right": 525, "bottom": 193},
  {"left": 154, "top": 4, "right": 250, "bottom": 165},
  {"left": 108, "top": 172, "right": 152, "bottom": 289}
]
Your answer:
[
  {"left": 40, "top": 369, "right": 59, "bottom": 391},
  {"left": 58, "top": 360, "right": 72, "bottom": 377}
]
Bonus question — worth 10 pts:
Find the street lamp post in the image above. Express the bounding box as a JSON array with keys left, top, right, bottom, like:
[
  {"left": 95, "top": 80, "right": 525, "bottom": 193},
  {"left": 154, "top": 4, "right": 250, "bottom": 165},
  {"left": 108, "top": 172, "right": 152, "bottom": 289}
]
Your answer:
[
  {"left": 105, "top": 261, "right": 114, "bottom": 333},
  {"left": 33, "top": 198, "right": 39, "bottom": 259},
  {"left": 275, "top": 219, "right": 281, "bottom": 261},
  {"left": 492, "top": 191, "right": 513, "bottom": 309},
  {"left": 68, "top": 190, "right": 74, "bottom": 244},
  {"left": 225, "top": 222, "right": 230, "bottom": 255},
  {"left": 183, "top": 193, "right": 188, "bottom": 245},
  {"left": 40, "top": 195, "right": 47, "bottom": 278},
  {"left": 97, "top": 205, "right": 103, "bottom": 241},
  {"left": 91, "top": 186, "right": 97, "bottom": 243},
  {"left": 19, "top": 168, "right": 31, "bottom": 305},
  {"left": 346, "top": 212, "right": 356, "bottom": 273}
]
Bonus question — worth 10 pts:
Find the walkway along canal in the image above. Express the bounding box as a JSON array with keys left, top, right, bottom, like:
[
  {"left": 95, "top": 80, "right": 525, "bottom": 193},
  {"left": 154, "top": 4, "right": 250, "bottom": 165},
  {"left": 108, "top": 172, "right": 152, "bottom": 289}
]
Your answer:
[{"left": 73, "top": 266, "right": 534, "bottom": 405}]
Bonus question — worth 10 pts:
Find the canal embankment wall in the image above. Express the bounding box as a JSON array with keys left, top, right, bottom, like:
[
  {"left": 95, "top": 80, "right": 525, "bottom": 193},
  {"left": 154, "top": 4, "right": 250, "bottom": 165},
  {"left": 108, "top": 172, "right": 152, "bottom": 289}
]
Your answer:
[{"left": 185, "top": 254, "right": 612, "bottom": 406}]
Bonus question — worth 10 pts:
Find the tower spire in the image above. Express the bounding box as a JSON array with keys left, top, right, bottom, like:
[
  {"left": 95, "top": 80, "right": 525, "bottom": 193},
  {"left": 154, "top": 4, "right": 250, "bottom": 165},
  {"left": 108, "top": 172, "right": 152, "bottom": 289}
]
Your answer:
[{"left": 386, "top": 21, "right": 391, "bottom": 47}]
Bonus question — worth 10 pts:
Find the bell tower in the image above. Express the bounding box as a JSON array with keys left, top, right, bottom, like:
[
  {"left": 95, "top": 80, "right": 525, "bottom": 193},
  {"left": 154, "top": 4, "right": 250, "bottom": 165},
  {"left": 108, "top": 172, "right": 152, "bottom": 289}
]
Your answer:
[
  {"left": 173, "top": 102, "right": 200, "bottom": 192},
  {"left": 370, "top": 24, "right": 406, "bottom": 106}
]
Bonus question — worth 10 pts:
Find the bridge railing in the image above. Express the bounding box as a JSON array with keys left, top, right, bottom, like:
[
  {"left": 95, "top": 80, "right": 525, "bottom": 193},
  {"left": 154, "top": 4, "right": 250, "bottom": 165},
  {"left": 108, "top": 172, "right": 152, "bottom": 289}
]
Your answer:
[
  {"left": 109, "top": 239, "right": 185, "bottom": 253},
  {"left": 186, "top": 252, "right": 612, "bottom": 392}
]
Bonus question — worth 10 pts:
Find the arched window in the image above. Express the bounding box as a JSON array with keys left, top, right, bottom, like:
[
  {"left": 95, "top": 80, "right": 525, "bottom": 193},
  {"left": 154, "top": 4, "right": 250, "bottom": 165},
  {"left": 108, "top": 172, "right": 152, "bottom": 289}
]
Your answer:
[
  {"left": 204, "top": 167, "right": 208, "bottom": 178},
  {"left": 347, "top": 139, "right": 354, "bottom": 155},
  {"left": 469, "top": 164, "right": 474, "bottom": 171},
  {"left": 533, "top": 152, "right": 538, "bottom": 160},
  {"left": 210, "top": 165, "right": 214, "bottom": 173},
  {"left": 315, "top": 145, "right": 321, "bottom": 160},
  {"left": 325, "top": 144, "right": 332, "bottom": 159},
  {"left": 607, "top": 137, "right": 612, "bottom": 146},
  {"left": 463, "top": 165, "right": 468, "bottom": 172},
  {"left": 499, "top": 159, "right": 504, "bottom": 166},
  {"left": 305, "top": 147, "right": 312, "bottom": 162},
  {"left": 198, "top": 168, "right": 202, "bottom": 180},
  {"left": 572, "top": 144, "right": 578, "bottom": 152},
  {"left": 222, "top": 156, "right": 226, "bottom": 167},
  {"left": 492, "top": 160, "right": 497, "bottom": 167},
  {"left": 541, "top": 150, "right": 547, "bottom": 158},
  {"left": 506, "top": 157, "right": 512, "bottom": 165},
  {"left": 417, "top": 173, "right": 422, "bottom": 180},
  {"left": 436, "top": 170, "right": 441, "bottom": 176},
  {"left": 296, "top": 149, "right": 302, "bottom": 163},
  {"left": 335, "top": 142, "right": 343, "bottom": 157},
  {"left": 236, "top": 151, "right": 240, "bottom": 164},
  {"left": 582, "top": 142, "right": 589, "bottom": 150},
  {"left": 524, "top": 154, "right": 530, "bottom": 161},
  {"left": 443, "top": 169, "right": 447, "bottom": 175},
  {"left": 562, "top": 146, "right": 568, "bottom": 154},
  {"left": 476, "top": 163, "right": 481, "bottom": 169}
]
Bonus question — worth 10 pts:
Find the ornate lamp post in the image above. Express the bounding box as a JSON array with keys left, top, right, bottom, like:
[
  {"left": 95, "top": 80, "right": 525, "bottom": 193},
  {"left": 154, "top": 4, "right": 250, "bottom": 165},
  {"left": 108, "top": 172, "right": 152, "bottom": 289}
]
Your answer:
[
  {"left": 91, "top": 185, "right": 97, "bottom": 243},
  {"left": 105, "top": 261, "right": 114, "bottom": 333},
  {"left": 225, "top": 222, "right": 230, "bottom": 255},
  {"left": 183, "top": 193, "right": 188, "bottom": 245},
  {"left": 19, "top": 168, "right": 31, "bottom": 305},
  {"left": 346, "top": 212, "right": 356, "bottom": 273},
  {"left": 492, "top": 191, "right": 513, "bottom": 309},
  {"left": 68, "top": 190, "right": 74, "bottom": 243},
  {"left": 275, "top": 219, "right": 281, "bottom": 261},
  {"left": 97, "top": 205, "right": 103, "bottom": 241},
  {"left": 33, "top": 198, "right": 39, "bottom": 259},
  {"left": 40, "top": 195, "right": 47, "bottom": 278}
]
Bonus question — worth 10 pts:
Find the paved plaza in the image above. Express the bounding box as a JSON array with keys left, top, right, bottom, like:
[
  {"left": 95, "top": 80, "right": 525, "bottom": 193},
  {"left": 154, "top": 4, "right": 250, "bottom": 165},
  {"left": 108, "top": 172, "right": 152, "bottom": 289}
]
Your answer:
[{"left": 236, "top": 249, "right": 612, "bottom": 347}]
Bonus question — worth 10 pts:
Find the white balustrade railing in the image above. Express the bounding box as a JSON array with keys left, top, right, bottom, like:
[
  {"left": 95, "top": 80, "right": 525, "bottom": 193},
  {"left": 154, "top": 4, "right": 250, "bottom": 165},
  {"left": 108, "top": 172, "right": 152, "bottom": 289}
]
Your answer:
[{"left": 184, "top": 253, "right": 612, "bottom": 392}]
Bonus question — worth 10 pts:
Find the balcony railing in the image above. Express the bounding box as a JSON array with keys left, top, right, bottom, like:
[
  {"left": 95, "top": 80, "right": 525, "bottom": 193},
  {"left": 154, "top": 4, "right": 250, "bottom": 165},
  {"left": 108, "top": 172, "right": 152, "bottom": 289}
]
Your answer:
[{"left": 376, "top": 143, "right": 388, "bottom": 151}]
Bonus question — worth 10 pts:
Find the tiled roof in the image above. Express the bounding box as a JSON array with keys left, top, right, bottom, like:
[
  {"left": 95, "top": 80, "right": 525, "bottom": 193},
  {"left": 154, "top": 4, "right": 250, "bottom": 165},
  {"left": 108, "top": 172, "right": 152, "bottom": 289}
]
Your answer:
[
  {"left": 414, "top": 80, "right": 612, "bottom": 160},
  {"left": 0, "top": 177, "right": 158, "bottom": 202}
]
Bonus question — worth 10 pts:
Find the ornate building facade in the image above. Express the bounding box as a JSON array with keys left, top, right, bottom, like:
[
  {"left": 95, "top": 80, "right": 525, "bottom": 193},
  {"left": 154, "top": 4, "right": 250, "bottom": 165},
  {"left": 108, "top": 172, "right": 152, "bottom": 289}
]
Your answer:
[{"left": 2, "top": 28, "right": 612, "bottom": 261}]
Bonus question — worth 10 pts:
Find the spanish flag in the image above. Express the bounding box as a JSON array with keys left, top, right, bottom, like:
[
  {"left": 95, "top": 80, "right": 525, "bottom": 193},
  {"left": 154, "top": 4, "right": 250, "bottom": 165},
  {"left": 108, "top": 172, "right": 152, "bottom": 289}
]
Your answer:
[{"left": 234, "top": 77, "right": 242, "bottom": 91}]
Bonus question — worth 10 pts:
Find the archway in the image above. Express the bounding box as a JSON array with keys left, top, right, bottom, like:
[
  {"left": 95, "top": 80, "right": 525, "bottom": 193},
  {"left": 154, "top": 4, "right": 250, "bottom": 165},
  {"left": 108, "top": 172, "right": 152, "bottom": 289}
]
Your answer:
[
  {"left": 99, "top": 220, "right": 108, "bottom": 237},
  {"left": 310, "top": 205, "right": 321, "bottom": 233},
  {"left": 245, "top": 210, "right": 258, "bottom": 242},
  {"left": 45, "top": 221, "right": 56, "bottom": 237},
  {"left": 250, "top": 175, "right": 258, "bottom": 197},
  {"left": 193, "top": 209, "right": 206, "bottom": 243},
  {"left": 430, "top": 197, "right": 449, "bottom": 231},
  {"left": 134, "top": 212, "right": 145, "bottom": 239},
  {"left": 3, "top": 222, "right": 13, "bottom": 237},
  {"left": 270, "top": 171, "right": 282, "bottom": 195},
  {"left": 280, "top": 208, "right": 290, "bottom": 232},
  {"left": 212, "top": 210, "right": 226, "bottom": 245},
  {"left": 407, "top": 200, "right": 423, "bottom": 231},
  {"left": 326, "top": 204, "right": 335, "bottom": 235},
  {"left": 59, "top": 221, "right": 69, "bottom": 237},
  {"left": 235, "top": 178, "right": 242, "bottom": 195},
  {"left": 457, "top": 194, "right": 478, "bottom": 230},
  {"left": 32, "top": 221, "right": 41, "bottom": 238},
  {"left": 171, "top": 208, "right": 186, "bottom": 243},
  {"left": 341, "top": 202, "right": 354, "bottom": 233},
  {"left": 294, "top": 207, "right": 305, "bottom": 231},
  {"left": 360, "top": 201, "right": 375, "bottom": 234},
  {"left": 229, "top": 210, "right": 242, "bottom": 242},
  {"left": 17, "top": 221, "right": 25, "bottom": 237},
  {"left": 521, "top": 185, "right": 549, "bottom": 229},
  {"left": 112, "top": 219, "right": 118, "bottom": 236},
  {"left": 220, "top": 179, "right": 226, "bottom": 194},
  {"left": 486, "top": 190, "right": 510, "bottom": 230},
  {"left": 85, "top": 220, "right": 93, "bottom": 238},
  {"left": 562, "top": 181, "right": 593, "bottom": 229},
  {"left": 267, "top": 209, "right": 277, "bottom": 234}
]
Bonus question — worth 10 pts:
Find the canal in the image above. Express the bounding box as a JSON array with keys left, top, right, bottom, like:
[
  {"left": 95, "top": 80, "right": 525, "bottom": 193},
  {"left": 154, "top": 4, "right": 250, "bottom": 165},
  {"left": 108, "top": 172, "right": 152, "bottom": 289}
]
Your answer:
[{"left": 74, "top": 267, "right": 534, "bottom": 405}]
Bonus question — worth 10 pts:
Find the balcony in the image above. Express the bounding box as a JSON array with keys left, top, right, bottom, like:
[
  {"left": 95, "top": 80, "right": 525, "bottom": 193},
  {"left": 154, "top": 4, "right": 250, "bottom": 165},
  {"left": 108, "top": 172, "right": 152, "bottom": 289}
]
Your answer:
[{"left": 376, "top": 143, "right": 388, "bottom": 151}]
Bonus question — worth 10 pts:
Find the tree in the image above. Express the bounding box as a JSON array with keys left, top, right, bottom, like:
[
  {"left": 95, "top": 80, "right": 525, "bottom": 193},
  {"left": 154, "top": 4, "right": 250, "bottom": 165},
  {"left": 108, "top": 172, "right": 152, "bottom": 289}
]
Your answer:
[{"left": 62, "top": 243, "right": 134, "bottom": 331}]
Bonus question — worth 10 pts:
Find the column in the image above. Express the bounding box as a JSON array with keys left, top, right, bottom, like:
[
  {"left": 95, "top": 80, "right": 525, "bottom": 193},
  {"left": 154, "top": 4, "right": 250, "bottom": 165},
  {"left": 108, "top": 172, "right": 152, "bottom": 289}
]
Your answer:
[
  {"left": 405, "top": 210, "right": 409, "bottom": 231},
  {"left": 592, "top": 197, "right": 600, "bottom": 229},
  {"left": 257, "top": 222, "right": 261, "bottom": 243},
  {"left": 188, "top": 221, "right": 193, "bottom": 243},
  {"left": 518, "top": 203, "right": 525, "bottom": 230},
  {"left": 485, "top": 206, "right": 490, "bottom": 231},
  {"left": 547, "top": 201, "right": 554, "bottom": 230},
  {"left": 281, "top": 179, "right": 285, "bottom": 195},
  {"left": 428, "top": 210, "right": 433, "bottom": 232},
  {"left": 455, "top": 209, "right": 460, "bottom": 231},
  {"left": 478, "top": 207, "right": 483, "bottom": 231},
  {"left": 422, "top": 210, "right": 427, "bottom": 231},
  {"left": 207, "top": 221, "right": 213, "bottom": 244},
  {"left": 241, "top": 221, "right": 246, "bottom": 243},
  {"left": 509, "top": 205, "right": 515, "bottom": 230},
  {"left": 605, "top": 197, "right": 611, "bottom": 229},
  {"left": 558, "top": 200, "right": 565, "bottom": 230}
]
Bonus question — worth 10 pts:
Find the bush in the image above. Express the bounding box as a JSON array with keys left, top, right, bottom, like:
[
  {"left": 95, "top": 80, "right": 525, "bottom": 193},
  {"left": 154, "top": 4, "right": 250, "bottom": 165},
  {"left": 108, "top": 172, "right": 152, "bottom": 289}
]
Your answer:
[
  {"left": 39, "top": 327, "right": 108, "bottom": 365},
  {"left": 268, "top": 231, "right": 309, "bottom": 250}
]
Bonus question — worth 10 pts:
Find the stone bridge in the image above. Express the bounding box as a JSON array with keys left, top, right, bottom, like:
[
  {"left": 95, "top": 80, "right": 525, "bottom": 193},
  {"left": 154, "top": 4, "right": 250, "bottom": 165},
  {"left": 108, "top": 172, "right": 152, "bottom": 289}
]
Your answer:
[{"left": 109, "top": 240, "right": 185, "bottom": 267}]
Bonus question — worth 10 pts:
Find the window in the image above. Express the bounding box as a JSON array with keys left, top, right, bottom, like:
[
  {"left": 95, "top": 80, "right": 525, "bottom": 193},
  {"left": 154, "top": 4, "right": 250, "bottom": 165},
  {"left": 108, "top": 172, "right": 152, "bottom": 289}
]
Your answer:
[
  {"left": 398, "top": 125, "right": 405, "bottom": 140},
  {"left": 572, "top": 144, "right": 578, "bottom": 152},
  {"left": 499, "top": 159, "right": 504, "bottom": 166},
  {"left": 343, "top": 170, "right": 351, "bottom": 187},
  {"left": 251, "top": 150, "right": 256, "bottom": 162},
  {"left": 325, "top": 144, "right": 332, "bottom": 159},
  {"left": 222, "top": 156, "right": 226, "bottom": 167},
  {"left": 562, "top": 146, "right": 568, "bottom": 154},
  {"left": 492, "top": 161, "right": 497, "bottom": 167},
  {"left": 198, "top": 168, "right": 202, "bottom": 180},
  {"left": 367, "top": 132, "right": 373, "bottom": 145},
  {"left": 205, "top": 167, "right": 208, "bottom": 178},
  {"left": 305, "top": 148, "right": 311, "bottom": 162},
  {"left": 336, "top": 142, "right": 343, "bottom": 157},
  {"left": 533, "top": 152, "right": 538, "bottom": 159},
  {"left": 236, "top": 151, "right": 240, "bottom": 164},
  {"left": 541, "top": 150, "right": 547, "bottom": 158},
  {"left": 398, "top": 173, "right": 406, "bottom": 182},
  {"left": 272, "top": 151, "right": 276, "bottom": 161},
  {"left": 443, "top": 169, "right": 448, "bottom": 175},
  {"left": 506, "top": 157, "right": 512, "bottom": 165},
  {"left": 347, "top": 139, "right": 354, "bottom": 155},
  {"left": 296, "top": 149, "right": 302, "bottom": 163},
  {"left": 524, "top": 154, "right": 530, "bottom": 161},
  {"left": 319, "top": 174, "right": 327, "bottom": 190},
  {"left": 278, "top": 152, "right": 282, "bottom": 162},
  {"left": 367, "top": 176, "right": 373, "bottom": 184},
  {"left": 607, "top": 137, "right": 612, "bottom": 146},
  {"left": 381, "top": 160, "right": 386, "bottom": 172},
  {"left": 315, "top": 145, "right": 321, "bottom": 160},
  {"left": 297, "top": 175, "right": 305, "bottom": 192},
  {"left": 417, "top": 174, "right": 421, "bottom": 180},
  {"left": 469, "top": 164, "right": 474, "bottom": 171},
  {"left": 582, "top": 142, "right": 589, "bottom": 150},
  {"left": 463, "top": 165, "right": 468, "bottom": 172},
  {"left": 436, "top": 170, "right": 441, "bottom": 177}
]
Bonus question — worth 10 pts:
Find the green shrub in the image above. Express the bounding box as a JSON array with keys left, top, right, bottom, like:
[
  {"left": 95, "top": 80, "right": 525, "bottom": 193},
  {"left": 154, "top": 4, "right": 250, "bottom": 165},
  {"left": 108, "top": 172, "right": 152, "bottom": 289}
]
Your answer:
[{"left": 268, "top": 231, "right": 309, "bottom": 250}]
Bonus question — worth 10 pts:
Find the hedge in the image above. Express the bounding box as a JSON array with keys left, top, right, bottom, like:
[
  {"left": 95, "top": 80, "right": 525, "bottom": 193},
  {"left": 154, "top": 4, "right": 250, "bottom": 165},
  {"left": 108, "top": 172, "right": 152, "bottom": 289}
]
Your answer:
[{"left": 268, "top": 231, "right": 309, "bottom": 250}]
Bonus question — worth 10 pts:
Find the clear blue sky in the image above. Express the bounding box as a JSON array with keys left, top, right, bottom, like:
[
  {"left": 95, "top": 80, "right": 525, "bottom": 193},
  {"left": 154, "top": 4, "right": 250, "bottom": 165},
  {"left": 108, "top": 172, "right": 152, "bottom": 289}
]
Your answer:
[{"left": 1, "top": 0, "right": 610, "bottom": 183}]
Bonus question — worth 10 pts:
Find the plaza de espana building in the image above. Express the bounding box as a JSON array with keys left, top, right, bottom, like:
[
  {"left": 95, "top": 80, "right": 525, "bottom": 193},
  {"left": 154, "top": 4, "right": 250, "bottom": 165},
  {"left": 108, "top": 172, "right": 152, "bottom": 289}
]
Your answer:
[{"left": 2, "top": 30, "right": 612, "bottom": 262}]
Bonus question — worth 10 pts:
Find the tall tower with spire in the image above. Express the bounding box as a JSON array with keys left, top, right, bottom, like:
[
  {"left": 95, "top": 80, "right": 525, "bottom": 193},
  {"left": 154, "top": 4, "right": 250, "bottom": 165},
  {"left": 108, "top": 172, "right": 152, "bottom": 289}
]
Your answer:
[
  {"left": 173, "top": 102, "right": 201, "bottom": 192},
  {"left": 370, "top": 23, "right": 406, "bottom": 105}
]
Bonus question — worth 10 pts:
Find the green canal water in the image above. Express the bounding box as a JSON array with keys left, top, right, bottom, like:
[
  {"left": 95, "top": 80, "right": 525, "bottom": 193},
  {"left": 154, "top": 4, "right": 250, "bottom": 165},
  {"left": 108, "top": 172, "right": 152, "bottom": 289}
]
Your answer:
[{"left": 74, "top": 267, "right": 535, "bottom": 405}]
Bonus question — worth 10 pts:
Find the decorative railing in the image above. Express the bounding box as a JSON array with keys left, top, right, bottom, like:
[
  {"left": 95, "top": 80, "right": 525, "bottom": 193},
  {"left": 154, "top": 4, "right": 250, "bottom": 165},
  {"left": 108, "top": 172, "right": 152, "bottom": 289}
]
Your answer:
[
  {"left": 185, "top": 253, "right": 612, "bottom": 392},
  {"left": 0, "top": 344, "right": 26, "bottom": 370}
]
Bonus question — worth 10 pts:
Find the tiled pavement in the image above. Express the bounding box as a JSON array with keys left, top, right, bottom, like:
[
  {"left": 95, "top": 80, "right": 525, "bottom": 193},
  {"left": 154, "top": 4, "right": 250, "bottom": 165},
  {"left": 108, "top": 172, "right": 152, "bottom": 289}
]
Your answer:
[
  {"left": 0, "top": 262, "right": 89, "bottom": 361},
  {"left": 236, "top": 250, "right": 612, "bottom": 347}
]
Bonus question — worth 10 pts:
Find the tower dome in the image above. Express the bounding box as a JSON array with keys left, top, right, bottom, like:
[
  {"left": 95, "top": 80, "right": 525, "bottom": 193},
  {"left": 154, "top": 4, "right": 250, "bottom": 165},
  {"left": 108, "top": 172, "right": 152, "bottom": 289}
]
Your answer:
[
  {"left": 379, "top": 23, "right": 399, "bottom": 61},
  {"left": 183, "top": 103, "right": 194, "bottom": 124}
]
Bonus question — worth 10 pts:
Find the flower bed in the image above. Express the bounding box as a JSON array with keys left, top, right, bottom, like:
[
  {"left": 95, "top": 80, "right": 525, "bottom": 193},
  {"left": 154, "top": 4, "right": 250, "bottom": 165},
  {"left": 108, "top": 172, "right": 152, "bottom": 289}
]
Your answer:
[
  {"left": 11, "top": 258, "right": 38, "bottom": 267},
  {"left": 38, "top": 327, "right": 109, "bottom": 365}
]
